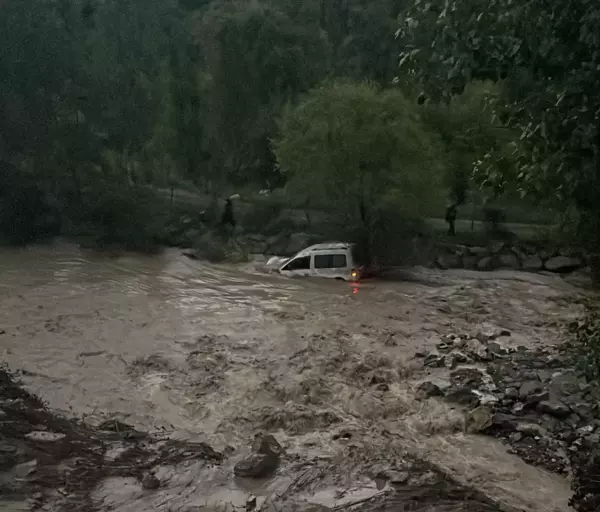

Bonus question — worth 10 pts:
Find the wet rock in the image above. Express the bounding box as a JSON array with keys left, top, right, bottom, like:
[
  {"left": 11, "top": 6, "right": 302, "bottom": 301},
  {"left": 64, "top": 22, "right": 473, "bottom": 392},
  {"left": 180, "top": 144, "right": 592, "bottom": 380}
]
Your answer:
[
  {"left": 475, "top": 330, "right": 496, "bottom": 343},
  {"left": 544, "top": 256, "right": 582, "bottom": 273},
  {"left": 98, "top": 419, "right": 136, "bottom": 433},
  {"left": 519, "top": 381, "right": 543, "bottom": 400},
  {"left": 523, "top": 255, "right": 543, "bottom": 271},
  {"left": 550, "top": 370, "right": 582, "bottom": 397},
  {"left": 423, "top": 353, "right": 445, "bottom": 368},
  {"left": 490, "top": 241, "right": 505, "bottom": 254},
  {"left": 246, "top": 495, "right": 257, "bottom": 511},
  {"left": 445, "top": 388, "right": 480, "bottom": 408},
  {"left": 14, "top": 460, "right": 37, "bottom": 478},
  {"left": 0, "top": 409, "right": 6, "bottom": 419},
  {"left": 505, "top": 387, "right": 519, "bottom": 400},
  {"left": 577, "top": 425, "right": 595, "bottom": 436},
  {"left": 526, "top": 390, "right": 550, "bottom": 406},
  {"left": 510, "top": 432, "right": 524, "bottom": 443},
  {"left": 415, "top": 381, "right": 443, "bottom": 399},
  {"left": 537, "top": 400, "right": 571, "bottom": 419},
  {"left": 477, "top": 256, "right": 495, "bottom": 271},
  {"left": 512, "top": 402, "right": 525, "bottom": 415},
  {"left": 141, "top": 473, "right": 160, "bottom": 490},
  {"left": 516, "top": 423, "right": 545, "bottom": 438},
  {"left": 492, "top": 413, "right": 518, "bottom": 430},
  {"left": 234, "top": 433, "right": 282, "bottom": 478},
  {"left": 444, "top": 351, "right": 470, "bottom": 369},
  {"left": 465, "top": 406, "right": 493, "bottom": 433},
  {"left": 464, "top": 339, "right": 488, "bottom": 360},
  {"left": 24, "top": 431, "right": 66, "bottom": 442}
]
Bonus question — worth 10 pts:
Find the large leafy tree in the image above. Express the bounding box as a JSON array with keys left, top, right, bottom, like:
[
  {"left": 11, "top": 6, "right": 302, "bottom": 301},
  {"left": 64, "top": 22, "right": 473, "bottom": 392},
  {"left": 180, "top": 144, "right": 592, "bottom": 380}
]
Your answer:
[
  {"left": 274, "top": 81, "right": 441, "bottom": 261},
  {"left": 396, "top": 0, "right": 600, "bottom": 247}
]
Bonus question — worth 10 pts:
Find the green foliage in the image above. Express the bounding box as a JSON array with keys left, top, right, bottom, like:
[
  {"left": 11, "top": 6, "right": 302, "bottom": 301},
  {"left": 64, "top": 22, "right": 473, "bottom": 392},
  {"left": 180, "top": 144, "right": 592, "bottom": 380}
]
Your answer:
[
  {"left": 570, "top": 311, "right": 600, "bottom": 383},
  {"left": 421, "top": 81, "right": 516, "bottom": 203},
  {"left": 274, "top": 80, "right": 442, "bottom": 261},
  {"left": 397, "top": 0, "right": 600, "bottom": 249}
]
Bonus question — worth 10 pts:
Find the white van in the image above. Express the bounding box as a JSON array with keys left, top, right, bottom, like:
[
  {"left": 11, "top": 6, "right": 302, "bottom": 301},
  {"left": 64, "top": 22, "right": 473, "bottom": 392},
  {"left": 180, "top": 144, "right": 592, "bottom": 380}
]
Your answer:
[{"left": 267, "top": 242, "right": 363, "bottom": 282}]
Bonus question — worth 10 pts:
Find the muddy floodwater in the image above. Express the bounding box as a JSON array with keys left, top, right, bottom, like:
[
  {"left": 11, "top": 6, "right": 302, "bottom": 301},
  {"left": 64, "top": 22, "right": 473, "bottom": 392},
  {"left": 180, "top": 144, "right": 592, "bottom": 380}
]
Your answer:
[{"left": 0, "top": 243, "right": 587, "bottom": 511}]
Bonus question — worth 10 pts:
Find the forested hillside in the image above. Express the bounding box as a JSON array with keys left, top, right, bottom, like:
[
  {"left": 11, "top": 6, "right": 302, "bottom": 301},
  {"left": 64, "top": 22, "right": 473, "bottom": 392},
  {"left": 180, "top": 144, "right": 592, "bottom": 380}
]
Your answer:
[{"left": 1, "top": 0, "right": 599, "bottom": 261}]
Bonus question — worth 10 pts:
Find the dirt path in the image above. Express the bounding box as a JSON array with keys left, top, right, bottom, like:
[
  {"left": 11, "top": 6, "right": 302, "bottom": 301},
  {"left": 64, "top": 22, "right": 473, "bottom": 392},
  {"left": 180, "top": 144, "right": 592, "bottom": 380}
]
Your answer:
[{"left": 0, "top": 244, "right": 588, "bottom": 510}]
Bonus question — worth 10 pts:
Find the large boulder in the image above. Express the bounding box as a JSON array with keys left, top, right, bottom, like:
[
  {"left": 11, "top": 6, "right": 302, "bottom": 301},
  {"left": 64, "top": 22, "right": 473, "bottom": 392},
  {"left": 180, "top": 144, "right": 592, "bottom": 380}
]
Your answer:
[
  {"left": 267, "top": 234, "right": 290, "bottom": 255},
  {"left": 522, "top": 255, "right": 543, "bottom": 271},
  {"left": 436, "top": 253, "right": 463, "bottom": 269},
  {"left": 477, "top": 256, "right": 495, "bottom": 271},
  {"left": 497, "top": 252, "right": 521, "bottom": 269},
  {"left": 285, "top": 233, "right": 312, "bottom": 256},
  {"left": 234, "top": 433, "right": 283, "bottom": 478},
  {"left": 465, "top": 406, "right": 493, "bottom": 433},
  {"left": 545, "top": 256, "right": 582, "bottom": 273},
  {"left": 469, "top": 246, "right": 490, "bottom": 257}
]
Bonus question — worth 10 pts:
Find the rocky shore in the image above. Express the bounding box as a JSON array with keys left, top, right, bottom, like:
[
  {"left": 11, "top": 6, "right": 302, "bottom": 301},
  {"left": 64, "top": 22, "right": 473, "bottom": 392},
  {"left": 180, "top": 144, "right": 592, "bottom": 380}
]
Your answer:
[
  {"left": 415, "top": 326, "right": 600, "bottom": 512},
  {"left": 0, "top": 369, "right": 222, "bottom": 511}
]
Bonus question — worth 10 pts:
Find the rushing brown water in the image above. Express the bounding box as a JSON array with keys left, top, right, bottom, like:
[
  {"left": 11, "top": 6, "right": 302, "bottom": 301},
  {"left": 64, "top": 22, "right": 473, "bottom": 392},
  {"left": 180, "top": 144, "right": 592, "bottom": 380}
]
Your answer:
[{"left": 0, "top": 242, "right": 584, "bottom": 511}]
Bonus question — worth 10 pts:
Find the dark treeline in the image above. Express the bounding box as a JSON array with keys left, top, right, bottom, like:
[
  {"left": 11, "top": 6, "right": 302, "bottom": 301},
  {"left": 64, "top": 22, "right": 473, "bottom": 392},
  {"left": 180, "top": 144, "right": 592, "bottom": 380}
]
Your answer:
[
  {"left": 2, "top": 0, "right": 600, "bottom": 267},
  {"left": 0, "top": 0, "right": 406, "bottom": 248}
]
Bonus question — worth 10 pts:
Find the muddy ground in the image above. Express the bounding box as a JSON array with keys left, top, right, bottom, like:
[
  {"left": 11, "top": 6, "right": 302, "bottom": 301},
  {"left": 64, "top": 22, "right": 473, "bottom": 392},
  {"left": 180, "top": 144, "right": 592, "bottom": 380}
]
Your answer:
[{"left": 0, "top": 244, "right": 595, "bottom": 511}]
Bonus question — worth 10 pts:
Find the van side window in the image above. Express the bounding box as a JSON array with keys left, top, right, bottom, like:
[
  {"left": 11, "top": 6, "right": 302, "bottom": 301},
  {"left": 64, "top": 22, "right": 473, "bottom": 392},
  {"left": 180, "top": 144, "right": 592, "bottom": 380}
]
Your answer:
[
  {"left": 314, "top": 254, "right": 347, "bottom": 269},
  {"left": 282, "top": 255, "right": 310, "bottom": 271}
]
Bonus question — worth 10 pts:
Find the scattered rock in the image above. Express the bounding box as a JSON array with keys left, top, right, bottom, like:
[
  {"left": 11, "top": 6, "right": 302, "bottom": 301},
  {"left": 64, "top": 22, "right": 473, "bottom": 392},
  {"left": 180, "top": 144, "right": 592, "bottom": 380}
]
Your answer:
[
  {"left": 234, "top": 433, "right": 282, "bottom": 478},
  {"left": 465, "top": 406, "right": 493, "bottom": 433},
  {"left": 505, "top": 387, "right": 519, "bottom": 400},
  {"left": 519, "top": 381, "right": 543, "bottom": 400},
  {"left": 537, "top": 400, "right": 571, "bottom": 419},
  {"left": 14, "top": 460, "right": 37, "bottom": 478},
  {"left": 512, "top": 402, "right": 525, "bottom": 415},
  {"left": 526, "top": 390, "right": 550, "bottom": 406},
  {"left": 445, "top": 388, "right": 480, "bottom": 408},
  {"left": 141, "top": 473, "right": 160, "bottom": 490},
  {"left": 492, "top": 413, "right": 518, "bottom": 430},
  {"left": 545, "top": 256, "right": 582, "bottom": 273},
  {"left": 475, "top": 330, "right": 496, "bottom": 343},
  {"left": 24, "top": 431, "right": 66, "bottom": 442},
  {"left": 423, "top": 353, "right": 445, "bottom": 368},
  {"left": 444, "top": 351, "right": 470, "bottom": 369},
  {"left": 246, "top": 495, "right": 258, "bottom": 511},
  {"left": 415, "top": 381, "right": 443, "bottom": 399},
  {"left": 550, "top": 370, "right": 582, "bottom": 397}
]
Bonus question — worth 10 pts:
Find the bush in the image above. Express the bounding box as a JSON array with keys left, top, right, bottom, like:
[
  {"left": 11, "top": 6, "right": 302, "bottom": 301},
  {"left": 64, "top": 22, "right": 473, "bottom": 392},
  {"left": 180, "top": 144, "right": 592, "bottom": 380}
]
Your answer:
[
  {"left": 570, "top": 312, "right": 600, "bottom": 383},
  {"left": 63, "top": 184, "right": 167, "bottom": 252}
]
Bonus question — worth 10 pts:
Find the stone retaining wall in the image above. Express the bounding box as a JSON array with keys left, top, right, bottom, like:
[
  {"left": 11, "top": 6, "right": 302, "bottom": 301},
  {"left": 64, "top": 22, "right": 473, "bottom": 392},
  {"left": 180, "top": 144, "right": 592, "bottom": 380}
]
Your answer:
[
  {"left": 238, "top": 231, "right": 588, "bottom": 275},
  {"left": 434, "top": 241, "right": 587, "bottom": 274}
]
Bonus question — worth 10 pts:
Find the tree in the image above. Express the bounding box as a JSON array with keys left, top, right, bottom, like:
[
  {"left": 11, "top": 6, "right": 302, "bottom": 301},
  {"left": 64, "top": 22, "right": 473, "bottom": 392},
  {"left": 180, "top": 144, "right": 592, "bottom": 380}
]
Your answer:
[
  {"left": 396, "top": 0, "right": 600, "bottom": 250},
  {"left": 195, "top": 1, "right": 331, "bottom": 190},
  {"left": 274, "top": 80, "right": 442, "bottom": 262}
]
